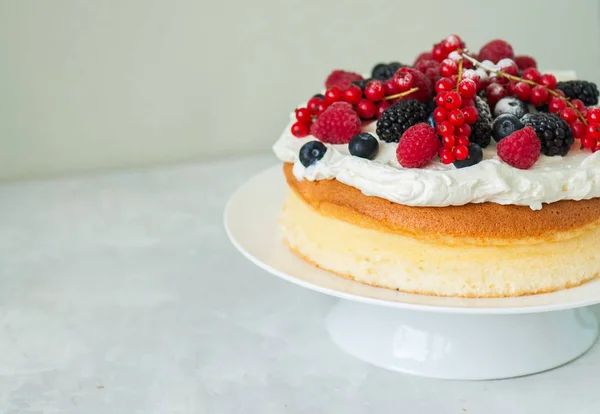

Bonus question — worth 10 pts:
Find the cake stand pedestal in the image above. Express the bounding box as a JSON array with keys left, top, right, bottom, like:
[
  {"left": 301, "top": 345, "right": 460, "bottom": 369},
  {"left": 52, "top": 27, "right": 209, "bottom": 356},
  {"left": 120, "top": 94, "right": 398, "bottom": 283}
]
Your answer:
[
  {"left": 326, "top": 301, "right": 597, "bottom": 380},
  {"left": 225, "top": 166, "right": 600, "bottom": 380}
]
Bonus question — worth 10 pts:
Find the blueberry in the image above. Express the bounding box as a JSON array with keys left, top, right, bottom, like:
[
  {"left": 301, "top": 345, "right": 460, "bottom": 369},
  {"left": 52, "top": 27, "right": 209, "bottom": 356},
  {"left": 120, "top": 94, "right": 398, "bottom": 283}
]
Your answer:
[
  {"left": 427, "top": 112, "right": 436, "bottom": 129},
  {"left": 493, "top": 97, "right": 529, "bottom": 119},
  {"left": 313, "top": 93, "right": 325, "bottom": 99},
  {"left": 299, "top": 141, "right": 327, "bottom": 167},
  {"left": 492, "top": 114, "right": 524, "bottom": 142},
  {"left": 453, "top": 143, "right": 483, "bottom": 169},
  {"left": 348, "top": 133, "right": 379, "bottom": 160}
]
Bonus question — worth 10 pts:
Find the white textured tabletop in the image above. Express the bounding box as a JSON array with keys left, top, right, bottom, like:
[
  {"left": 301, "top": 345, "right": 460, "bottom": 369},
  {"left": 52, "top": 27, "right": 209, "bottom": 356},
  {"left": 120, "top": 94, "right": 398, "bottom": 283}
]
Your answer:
[{"left": 1, "top": 154, "right": 599, "bottom": 414}]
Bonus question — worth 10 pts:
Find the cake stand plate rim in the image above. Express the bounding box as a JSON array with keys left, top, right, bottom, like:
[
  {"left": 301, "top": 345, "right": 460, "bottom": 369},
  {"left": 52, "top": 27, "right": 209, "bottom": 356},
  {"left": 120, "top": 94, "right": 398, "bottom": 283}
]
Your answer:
[{"left": 224, "top": 164, "right": 600, "bottom": 315}]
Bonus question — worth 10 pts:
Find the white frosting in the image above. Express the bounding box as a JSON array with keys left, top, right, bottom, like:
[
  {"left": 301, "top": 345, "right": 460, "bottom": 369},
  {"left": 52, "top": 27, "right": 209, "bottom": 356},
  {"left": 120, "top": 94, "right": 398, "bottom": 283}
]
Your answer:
[{"left": 273, "top": 114, "right": 600, "bottom": 210}]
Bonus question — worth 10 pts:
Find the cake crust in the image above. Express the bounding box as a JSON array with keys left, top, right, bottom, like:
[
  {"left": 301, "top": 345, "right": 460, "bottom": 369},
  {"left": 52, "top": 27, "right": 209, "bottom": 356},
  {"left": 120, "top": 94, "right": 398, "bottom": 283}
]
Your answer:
[{"left": 284, "top": 162, "right": 600, "bottom": 242}]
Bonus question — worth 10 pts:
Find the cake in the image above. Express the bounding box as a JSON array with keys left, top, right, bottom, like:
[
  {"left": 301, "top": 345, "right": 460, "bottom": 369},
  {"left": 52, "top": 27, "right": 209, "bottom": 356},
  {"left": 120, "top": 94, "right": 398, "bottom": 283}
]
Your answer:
[{"left": 273, "top": 35, "right": 600, "bottom": 298}]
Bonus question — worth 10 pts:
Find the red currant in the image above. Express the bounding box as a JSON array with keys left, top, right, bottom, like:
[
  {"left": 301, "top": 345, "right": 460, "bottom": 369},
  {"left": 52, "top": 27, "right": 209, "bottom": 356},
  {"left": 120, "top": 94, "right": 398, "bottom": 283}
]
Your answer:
[
  {"left": 559, "top": 108, "right": 578, "bottom": 124},
  {"left": 384, "top": 79, "right": 400, "bottom": 96},
  {"left": 461, "top": 99, "right": 475, "bottom": 108},
  {"left": 521, "top": 68, "right": 541, "bottom": 83},
  {"left": 364, "top": 80, "right": 385, "bottom": 102},
  {"left": 442, "top": 34, "right": 463, "bottom": 53},
  {"left": 442, "top": 135, "right": 456, "bottom": 148},
  {"left": 448, "top": 109, "right": 465, "bottom": 126},
  {"left": 440, "top": 59, "right": 458, "bottom": 77},
  {"left": 587, "top": 108, "right": 600, "bottom": 123},
  {"left": 356, "top": 99, "right": 377, "bottom": 119},
  {"left": 461, "top": 70, "right": 480, "bottom": 88},
  {"left": 432, "top": 44, "right": 446, "bottom": 62},
  {"left": 455, "top": 124, "right": 471, "bottom": 137},
  {"left": 376, "top": 100, "right": 391, "bottom": 119},
  {"left": 454, "top": 145, "right": 469, "bottom": 161},
  {"left": 458, "top": 79, "right": 477, "bottom": 99},
  {"left": 571, "top": 99, "right": 586, "bottom": 112},
  {"left": 316, "top": 100, "right": 329, "bottom": 115},
  {"left": 456, "top": 135, "right": 470, "bottom": 147},
  {"left": 571, "top": 121, "right": 586, "bottom": 138},
  {"left": 513, "top": 82, "right": 532, "bottom": 101},
  {"left": 433, "top": 107, "right": 449, "bottom": 122},
  {"left": 295, "top": 107, "right": 312, "bottom": 124},
  {"left": 307, "top": 97, "right": 324, "bottom": 114},
  {"left": 440, "top": 148, "right": 455, "bottom": 164},
  {"left": 435, "top": 77, "right": 454, "bottom": 93},
  {"left": 497, "top": 59, "right": 518, "bottom": 76},
  {"left": 486, "top": 83, "right": 507, "bottom": 107},
  {"left": 548, "top": 96, "right": 566, "bottom": 113},
  {"left": 437, "top": 121, "right": 455, "bottom": 136},
  {"left": 325, "top": 87, "right": 343, "bottom": 103},
  {"left": 530, "top": 85, "right": 549, "bottom": 106},
  {"left": 442, "top": 91, "right": 462, "bottom": 110},
  {"left": 587, "top": 124, "right": 600, "bottom": 139},
  {"left": 462, "top": 107, "right": 478, "bottom": 124},
  {"left": 540, "top": 74, "right": 557, "bottom": 89},
  {"left": 395, "top": 72, "right": 415, "bottom": 92},
  {"left": 581, "top": 135, "right": 596, "bottom": 149},
  {"left": 435, "top": 93, "right": 446, "bottom": 107},
  {"left": 343, "top": 86, "right": 363, "bottom": 105},
  {"left": 291, "top": 122, "right": 309, "bottom": 138}
]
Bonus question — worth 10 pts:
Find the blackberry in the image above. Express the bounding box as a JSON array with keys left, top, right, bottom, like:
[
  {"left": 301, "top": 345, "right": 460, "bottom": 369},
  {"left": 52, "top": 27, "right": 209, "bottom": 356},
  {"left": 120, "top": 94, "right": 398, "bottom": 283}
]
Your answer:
[
  {"left": 352, "top": 78, "right": 372, "bottom": 92},
  {"left": 371, "top": 62, "right": 407, "bottom": 81},
  {"left": 556, "top": 80, "right": 599, "bottom": 106},
  {"left": 470, "top": 96, "right": 493, "bottom": 148},
  {"left": 521, "top": 113, "right": 574, "bottom": 156},
  {"left": 376, "top": 99, "right": 429, "bottom": 142}
]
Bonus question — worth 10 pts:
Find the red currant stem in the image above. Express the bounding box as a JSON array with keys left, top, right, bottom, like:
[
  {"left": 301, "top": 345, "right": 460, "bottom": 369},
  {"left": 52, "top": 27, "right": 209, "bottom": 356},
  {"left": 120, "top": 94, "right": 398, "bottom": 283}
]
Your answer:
[
  {"left": 384, "top": 87, "right": 420, "bottom": 101},
  {"left": 455, "top": 54, "right": 464, "bottom": 92},
  {"left": 462, "top": 53, "right": 588, "bottom": 125}
]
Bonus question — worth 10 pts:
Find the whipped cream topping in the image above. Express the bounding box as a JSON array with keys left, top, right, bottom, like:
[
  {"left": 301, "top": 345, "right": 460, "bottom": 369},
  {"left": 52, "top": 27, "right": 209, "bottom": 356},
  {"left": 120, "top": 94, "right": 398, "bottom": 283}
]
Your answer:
[{"left": 273, "top": 113, "right": 600, "bottom": 210}]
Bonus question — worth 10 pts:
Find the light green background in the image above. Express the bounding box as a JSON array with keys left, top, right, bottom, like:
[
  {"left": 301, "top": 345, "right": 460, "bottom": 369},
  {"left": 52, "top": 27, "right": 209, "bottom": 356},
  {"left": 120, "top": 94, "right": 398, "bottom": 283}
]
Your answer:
[{"left": 1, "top": 0, "right": 599, "bottom": 180}]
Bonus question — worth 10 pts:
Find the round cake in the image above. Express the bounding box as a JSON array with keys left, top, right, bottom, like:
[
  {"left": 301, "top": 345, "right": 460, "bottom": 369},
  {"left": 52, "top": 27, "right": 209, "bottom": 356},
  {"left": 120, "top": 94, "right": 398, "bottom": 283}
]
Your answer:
[{"left": 273, "top": 35, "right": 600, "bottom": 298}]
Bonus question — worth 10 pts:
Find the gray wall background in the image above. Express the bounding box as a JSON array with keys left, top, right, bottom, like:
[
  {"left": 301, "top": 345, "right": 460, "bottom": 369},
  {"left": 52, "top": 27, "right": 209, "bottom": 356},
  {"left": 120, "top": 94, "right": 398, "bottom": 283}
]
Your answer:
[{"left": 1, "top": 0, "right": 599, "bottom": 179}]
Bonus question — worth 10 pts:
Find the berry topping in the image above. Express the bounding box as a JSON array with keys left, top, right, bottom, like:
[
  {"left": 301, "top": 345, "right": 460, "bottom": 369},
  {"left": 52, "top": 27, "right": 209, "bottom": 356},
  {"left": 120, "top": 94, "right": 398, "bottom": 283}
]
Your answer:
[
  {"left": 325, "top": 87, "right": 344, "bottom": 103},
  {"left": 295, "top": 107, "right": 313, "bottom": 124},
  {"left": 299, "top": 141, "right": 327, "bottom": 167},
  {"left": 556, "top": 81, "right": 599, "bottom": 106},
  {"left": 343, "top": 85, "right": 363, "bottom": 104},
  {"left": 372, "top": 62, "right": 407, "bottom": 81},
  {"left": 521, "top": 113, "right": 574, "bottom": 156},
  {"left": 396, "top": 123, "right": 441, "bottom": 168},
  {"left": 478, "top": 39, "right": 514, "bottom": 63},
  {"left": 376, "top": 99, "right": 429, "bottom": 142},
  {"left": 453, "top": 143, "right": 484, "bottom": 169},
  {"left": 496, "top": 126, "right": 541, "bottom": 169},
  {"left": 394, "top": 67, "right": 433, "bottom": 103},
  {"left": 291, "top": 122, "right": 310, "bottom": 138},
  {"left": 325, "top": 70, "right": 363, "bottom": 90},
  {"left": 310, "top": 102, "right": 361, "bottom": 144},
  {"left": 514, "top": 55, "right": 537, "bottom": 70},
  {"left": 492, "top": 114, "right": 524, "bottom": 143},
  {"left": 493, "top": 97, "right": 529, "bottom": 119},
  {"left": 470, "top": 97, "right": 493, "bottom": 148},
  {"left": 356, "top": 99, "right": 377, "bottom": 119},
  {"left": 364, "top": 80, "right": 386, "bottom": 102},
  {"left": 349, "top": 133, "right": 379, "bottom": 160}
]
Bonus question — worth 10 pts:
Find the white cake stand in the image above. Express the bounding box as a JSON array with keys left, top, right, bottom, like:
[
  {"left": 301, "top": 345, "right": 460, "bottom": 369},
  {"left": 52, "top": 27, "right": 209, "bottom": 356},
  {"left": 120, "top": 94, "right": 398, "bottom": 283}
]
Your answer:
[{"left": 224, "top": 165, "right": 600, "bottom": 380}]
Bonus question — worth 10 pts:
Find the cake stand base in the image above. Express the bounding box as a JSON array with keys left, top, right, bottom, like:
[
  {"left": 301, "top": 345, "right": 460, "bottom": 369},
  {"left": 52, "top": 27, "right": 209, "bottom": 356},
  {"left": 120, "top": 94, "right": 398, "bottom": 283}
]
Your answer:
[{"left": 326, "top": 300, "right": 598, "bottom": 380}]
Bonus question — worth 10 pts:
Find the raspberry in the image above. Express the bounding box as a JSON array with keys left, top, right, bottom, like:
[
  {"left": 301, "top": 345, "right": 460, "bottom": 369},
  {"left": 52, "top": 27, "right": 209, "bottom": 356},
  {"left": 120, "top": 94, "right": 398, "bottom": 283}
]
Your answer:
[
  {"left": 514, "top": 55, "right": 537, "bottom": 70},
  {"left": 310, "top": 102, "right": 361, "bottom": 144},
  {"left": 413, "top": 51, "right": 433, "bottom": 67},
  {"left": 396, "top": 123, "right": 441, "bottom": 168},
  {"left": 394, "top": 67, "right": 433, "bottom": 103},
  {"left": 325, "top": 70, "right": 363, "bottom": 90},
  {"left": 478, "top": 39, "right": 514, "bottom": 63},
  {"left": 414, "top": 59, "right": 441, "bottom": 85},
  {"left": 497, "top": 126, "right": 541, "bottom": 169}
]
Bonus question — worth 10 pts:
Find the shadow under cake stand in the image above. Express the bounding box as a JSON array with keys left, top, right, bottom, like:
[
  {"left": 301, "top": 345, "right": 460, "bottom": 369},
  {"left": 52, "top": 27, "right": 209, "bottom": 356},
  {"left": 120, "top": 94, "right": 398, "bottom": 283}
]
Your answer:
[{"left": 224, "top": 165, "right": 600, "bottom": 380}]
